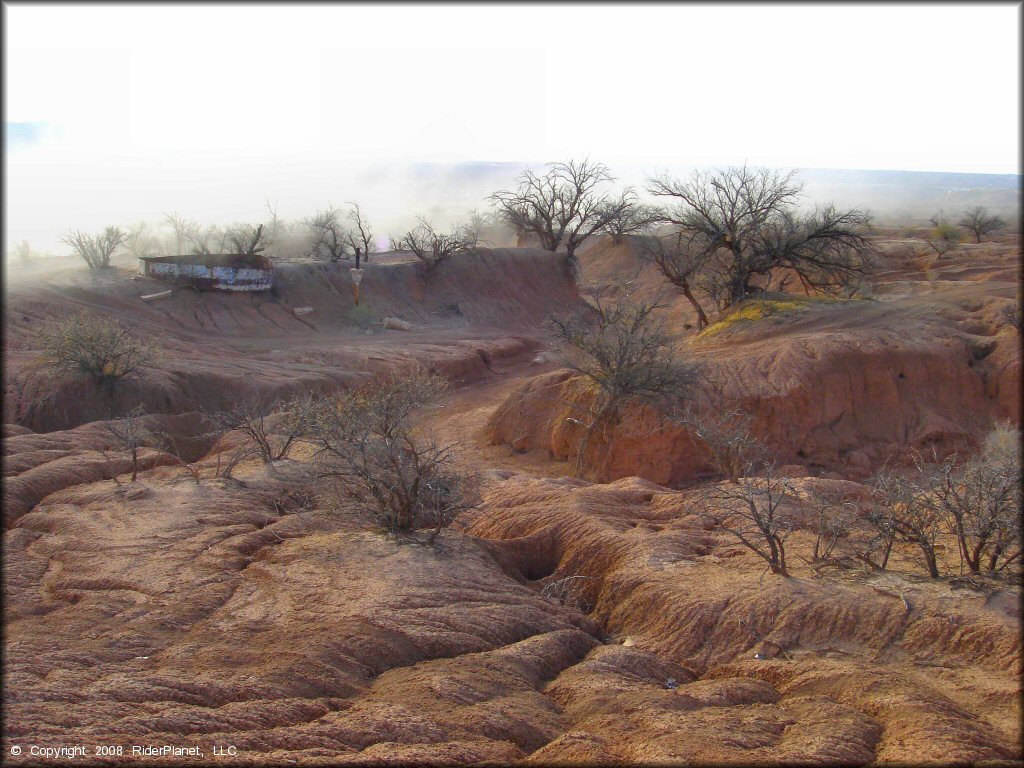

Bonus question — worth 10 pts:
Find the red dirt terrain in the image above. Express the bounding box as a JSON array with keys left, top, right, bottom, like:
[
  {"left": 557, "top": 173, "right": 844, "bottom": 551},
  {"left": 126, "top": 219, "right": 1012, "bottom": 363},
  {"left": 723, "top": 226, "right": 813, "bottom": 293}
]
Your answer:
[{"left": 3, "top": 237, "right": 1021, "bottom": 765}]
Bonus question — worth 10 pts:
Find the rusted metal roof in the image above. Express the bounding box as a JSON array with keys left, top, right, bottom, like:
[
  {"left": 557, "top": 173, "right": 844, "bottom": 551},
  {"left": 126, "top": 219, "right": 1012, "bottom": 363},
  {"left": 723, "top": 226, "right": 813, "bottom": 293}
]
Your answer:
[{"left": 138, "top": 253, "right": 273, "bottom": 270}]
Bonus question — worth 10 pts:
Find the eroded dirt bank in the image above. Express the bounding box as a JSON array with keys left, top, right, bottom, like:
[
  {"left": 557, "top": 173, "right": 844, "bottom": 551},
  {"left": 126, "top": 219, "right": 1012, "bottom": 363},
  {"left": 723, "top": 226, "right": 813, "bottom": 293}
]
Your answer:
[
  {"left": 3, "top": 249, "right": 576, "bottom": 432},
  {"left": 3, "top": 235, "right": 1021, "bottom": 764},
  {"left": 487, "top": 236, "right": 1021, "bottom": 483}
]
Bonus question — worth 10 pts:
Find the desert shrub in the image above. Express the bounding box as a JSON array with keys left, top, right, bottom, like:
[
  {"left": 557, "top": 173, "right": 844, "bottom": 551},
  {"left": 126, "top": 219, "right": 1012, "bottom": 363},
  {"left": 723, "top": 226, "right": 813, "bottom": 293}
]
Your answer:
[
  {"left": 61, "top": 226, "right": 126, "bottom": 269},
  {"left": 104, "top": 405, "right": 151, "bottom": 482},
  {"left": 931, "top": 423, "right": 1021, "bottom": 573},
  {"left": 803, "top": 486, "right": 858, "bottom": 562},
  {"left": 540, "top": 575, "right": 594, "bottom": 611},
  {"left": 867, "top": 466, "right": 945, "bottom": 577},
  {"left": 210, "top": 394, "right": 317, "bottom": 465},
  {"left": 549, "top": 296, "right": 699, "bottom": 476},
  {"left": 392, "top": 217, "right": 478, "bottom": 274},
  {"left": 698, "top": 464, "right": 797, "bottom": 577},
  {"left": 348, "top": 303, "right": 376, "bottom": 330},
  {"left": 41, "top": 313, "right": 153, "bottom": 385},
  {"left": 307, "top": 368, "right": 475, "bottom": 542},
  {"left": 925, "top": 223, "right": 962, "bottom": 255},
  {"left": 672, "top": 404, "right": 767, "bottom": 483},
  {"left": 997, "top": 302, "right": 1021, "bottom": 332}
]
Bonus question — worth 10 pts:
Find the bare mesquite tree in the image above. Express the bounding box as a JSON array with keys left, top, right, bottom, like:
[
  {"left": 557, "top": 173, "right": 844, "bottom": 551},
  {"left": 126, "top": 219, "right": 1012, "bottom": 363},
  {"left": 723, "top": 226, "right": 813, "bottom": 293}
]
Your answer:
[
  {"left": 124, "top": 222, "right": 162, "bottom": 259},
  {"left": 928, "top": 210, "right": 952, "bottom": 228},
  {"left": 931, "top": 424, "right": 1021, "bottom": 573},
  {"left": 162, "top": 212, "right": 197, "bottom": 255},
  {"left": 802, "top": 485, "right": 858, "bottom": 562},
  {"left": 41, "top": 313, "right": 153, "bottom": 385},
  {"left": 958, "top": 206, "right": 1005, "bottom": 243},
  {"left": 306, "top": 205, "right": 350, "bottom": 263},
  {"left": 489, "top": 159, "right": 637, "bottom": 274},
  {"left": 105, "top": 405, "right": 151, "bottom": 482},
  {"left": 549, "top": 297, "right": 698, "bottom": 476},
  {"left": 637, "top": 231, "right": 715, "bottom": 329},
  {"left": 602, "top": 202, "right": 661, "bottom": 245},
  {"left": 646, "top": 166, "right": 874, "bottom": 309},
  {"left": 185, "top": 224, "right": 223, "bottom": 256},
  {"left": 924, "top": 222, "right": 963, "bottom": 256},
  {"left": 308, "top": 369, "right": 475, "bottom": 542},
  {"left": 211, "top": 394, "right": 317, "bottom": 466},
  {"left": 392, "top": 217, "right": 478, "bottom": 273},
  {"left": 699, "top": 465, "right": 797, "bottom": 577},
  {"left": 868, "top": 467, "right": 946, "bottom": 578},
  {"left": 672, "top": 404, "right": 767, "bottom": 483},
  {"left": 225, "top": 223, "right": 268, "bottom": 256},
  {"left": 61, "top": 227, "right": 128, "bottom": 269},
  {"left": 344, "top": 202, "right": 375, "bottom": 267}
]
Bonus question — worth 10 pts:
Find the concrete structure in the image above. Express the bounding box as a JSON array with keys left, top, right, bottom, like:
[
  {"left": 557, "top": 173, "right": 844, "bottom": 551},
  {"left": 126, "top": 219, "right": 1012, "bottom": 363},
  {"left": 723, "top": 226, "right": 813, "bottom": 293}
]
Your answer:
[{"left": 137, "top": 253, "right": 274, "bottom": 292}]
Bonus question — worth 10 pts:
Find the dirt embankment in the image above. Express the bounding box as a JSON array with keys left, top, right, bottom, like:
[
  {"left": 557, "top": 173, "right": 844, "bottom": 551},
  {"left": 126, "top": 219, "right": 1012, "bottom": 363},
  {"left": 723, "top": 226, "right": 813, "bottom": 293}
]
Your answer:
[
  {"left": 2, "top": 234, "right": 1020, "bottom": 765},
  {"left": 459, "top": 474, "right": 1021, "bottom": 764},
  {"left": 486, "top": 236, "right": 1021, "bottom": 483},
  {"left": 3, "top": 249, "right": 582, "bottom": 432},
  {"left": 4, "top": 450, "right": 1018, "bottom": 764}
]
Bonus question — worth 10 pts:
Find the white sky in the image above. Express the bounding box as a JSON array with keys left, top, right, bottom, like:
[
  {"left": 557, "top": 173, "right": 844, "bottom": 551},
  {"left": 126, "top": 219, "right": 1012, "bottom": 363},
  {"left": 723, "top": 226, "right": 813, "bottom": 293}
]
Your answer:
[{"left": 4, "top": 2, "right": 1021, "bottom": 252}]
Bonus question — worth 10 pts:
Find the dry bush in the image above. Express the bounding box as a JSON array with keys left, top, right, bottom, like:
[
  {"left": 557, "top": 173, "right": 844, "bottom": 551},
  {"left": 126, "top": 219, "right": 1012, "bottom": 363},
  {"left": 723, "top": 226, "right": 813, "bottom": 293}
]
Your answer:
[
  {"left": 997, "top": 301, "right": 1021, "bottom": 332},
  {"left": 867, "top": 466, "right": 945, "bottom": 577},
  {"left": 698, "top": 464, "right": 797, "bottom": 577},
  {"left": 392, "top": 217, "right": 478, "bottom": 274},
  {"left": 602, "top": 202, "right": 660, "bottom": 244},
  {"left": 154, "top": 430, "right": 203, "bottom": 484},
  {"left": 672, "top": 404, "right": 767, "bottom": 483},
  {"left": 863, "top": 424, "right": 1021, "bottom": 579},
  {"left": 41, "top": 313, "right": 153, "bottom": 385},
  {"left": 924, "top": 223, "right": 962, "bottom": 256},
  {"left": 104, "top": 406, "right": 151, "bottom": 482},
  {"left": 931, "top": 423, "right": 1021, "bottom": 574},
  {"left": 540, "top": 575, "right": 593, "bottom": 612},
  {"left": 549, "top": 296, "right": 699, "bottom": 476},
  {"left": 802, "top": 486, "right": 858, "bottom": 562},
  {"left": 209, "top": 394, "right": 317, "bottom": 466},
  {"left": 61, "top": 226, "right": 127, "bottom": 269},
  {"left": 307, "top": 369, "right": 475, "bottom": 542}
]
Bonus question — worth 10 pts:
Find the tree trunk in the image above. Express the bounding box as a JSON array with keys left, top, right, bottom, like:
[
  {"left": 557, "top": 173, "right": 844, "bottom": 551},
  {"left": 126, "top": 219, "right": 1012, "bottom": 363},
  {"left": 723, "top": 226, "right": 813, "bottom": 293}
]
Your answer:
[
  {"left": 922, "top": 546, "right": 940, "bottom": 578},
  {"left": 773, "top": 535, "right": 789, "bottom": 577},
  {"left": 679, "top": 280, "right": 709, "bottom": 329},
  {"left": 988, "top": 542, "right": 1005, "bottom": 571},
  {"left": 565, "top": 244, "right": 580, "bottom": 280},
  {"left": 880, "top": 538, "right": 893, "bottom": 570}
]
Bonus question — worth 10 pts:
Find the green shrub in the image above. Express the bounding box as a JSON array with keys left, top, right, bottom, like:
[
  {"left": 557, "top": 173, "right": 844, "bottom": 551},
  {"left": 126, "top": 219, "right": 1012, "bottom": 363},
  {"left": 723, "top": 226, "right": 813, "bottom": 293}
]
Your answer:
[
  {"left": 348, "top": 303, "right": 376, "bottom": 330},
  {"left": 40, "top": 312, "right": 153, "bottom": 384}
]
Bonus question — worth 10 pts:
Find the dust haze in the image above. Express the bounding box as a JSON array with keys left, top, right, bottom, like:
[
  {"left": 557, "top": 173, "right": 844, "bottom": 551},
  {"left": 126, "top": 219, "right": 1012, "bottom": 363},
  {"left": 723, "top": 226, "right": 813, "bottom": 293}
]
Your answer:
[{"left": 3, "top": 3, "right": 1022, "bottom": 767}]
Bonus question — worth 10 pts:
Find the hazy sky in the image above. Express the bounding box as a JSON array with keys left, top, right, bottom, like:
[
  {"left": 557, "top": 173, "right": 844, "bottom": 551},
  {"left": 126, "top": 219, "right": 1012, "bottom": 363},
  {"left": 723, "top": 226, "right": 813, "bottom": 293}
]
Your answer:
[{"left": 4, "top": 3, "right": 1021, "bottom": 253}]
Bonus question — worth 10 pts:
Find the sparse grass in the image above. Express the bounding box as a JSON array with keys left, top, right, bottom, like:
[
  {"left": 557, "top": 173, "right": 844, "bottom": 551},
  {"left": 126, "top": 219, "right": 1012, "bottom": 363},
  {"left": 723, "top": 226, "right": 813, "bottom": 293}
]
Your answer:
[{"left": 698, "top": 298, "right": 812, "bottom": 337}]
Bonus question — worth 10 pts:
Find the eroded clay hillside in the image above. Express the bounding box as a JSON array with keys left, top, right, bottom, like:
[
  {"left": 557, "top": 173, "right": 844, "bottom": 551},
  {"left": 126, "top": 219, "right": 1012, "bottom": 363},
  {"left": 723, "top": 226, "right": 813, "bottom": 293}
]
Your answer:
[{"left": 3, "top": 233, "right": 1021, "bottom": 765}]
